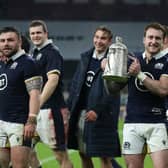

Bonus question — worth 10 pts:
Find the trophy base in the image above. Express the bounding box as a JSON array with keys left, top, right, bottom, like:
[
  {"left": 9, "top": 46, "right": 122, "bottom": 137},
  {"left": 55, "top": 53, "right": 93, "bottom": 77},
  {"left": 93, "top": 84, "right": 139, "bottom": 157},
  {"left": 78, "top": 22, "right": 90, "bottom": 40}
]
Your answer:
[{"left": 103, "top": 75, "right": 128, "bottom": 83}]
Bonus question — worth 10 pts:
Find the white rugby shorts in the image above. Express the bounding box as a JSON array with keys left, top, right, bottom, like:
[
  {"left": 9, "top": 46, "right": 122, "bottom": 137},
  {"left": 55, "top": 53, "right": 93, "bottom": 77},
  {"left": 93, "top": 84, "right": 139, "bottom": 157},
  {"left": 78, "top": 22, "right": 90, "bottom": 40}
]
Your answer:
[
  {"left": 36, "top": 109, "right": 56, "bottom": 149},
  {"left": 0, "top": 120, "right": 25, "bottom": 147},
  {"left": 122, "top": 123, "right": 168, "bottom": 154}
]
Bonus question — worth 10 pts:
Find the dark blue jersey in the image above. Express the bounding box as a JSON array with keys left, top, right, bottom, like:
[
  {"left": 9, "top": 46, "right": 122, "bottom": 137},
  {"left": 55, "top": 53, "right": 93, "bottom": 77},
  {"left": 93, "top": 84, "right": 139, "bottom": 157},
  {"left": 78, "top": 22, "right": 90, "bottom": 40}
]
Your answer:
[
  {"left": 126, "top": 52, "right": 168, "bottom": 123},
  {"left": 160, "top": 49, "right": 168, "bottom": 111},
  {"left": 80, "top": 57, "right": 102, "bottom": 109},
  {"left": 32, "top": 41, "right": 65, "bottom": 109},
  {"left": 0, "top": 50, "right": 39, "bottom": 124}
]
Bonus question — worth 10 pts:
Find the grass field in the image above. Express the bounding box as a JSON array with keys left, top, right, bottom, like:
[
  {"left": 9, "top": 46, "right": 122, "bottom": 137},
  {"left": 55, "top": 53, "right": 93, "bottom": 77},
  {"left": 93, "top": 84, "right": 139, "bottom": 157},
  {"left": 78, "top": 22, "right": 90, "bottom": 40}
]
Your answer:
[{"left": 35, "top": 119, "right": 154, "bottom": 168}]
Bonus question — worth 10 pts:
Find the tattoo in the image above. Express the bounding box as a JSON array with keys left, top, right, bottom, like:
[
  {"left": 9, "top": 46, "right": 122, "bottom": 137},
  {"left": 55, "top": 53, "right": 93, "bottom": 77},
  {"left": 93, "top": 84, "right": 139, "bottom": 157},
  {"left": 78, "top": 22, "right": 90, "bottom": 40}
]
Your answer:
[
  {"left": 26, "top": 116, "right": 37, "bottom": 125},
  {"left": 25, "top": 76, "right": 43, "bottom": 92}
]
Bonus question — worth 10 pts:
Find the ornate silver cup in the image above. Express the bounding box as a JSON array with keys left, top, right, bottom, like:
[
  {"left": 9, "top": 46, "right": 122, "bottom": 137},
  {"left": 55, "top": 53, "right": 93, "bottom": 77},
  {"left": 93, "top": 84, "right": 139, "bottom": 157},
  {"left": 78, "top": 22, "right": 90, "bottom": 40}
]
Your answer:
[{"left": 103, "top": 36, "right": 128, "bottom": 83}]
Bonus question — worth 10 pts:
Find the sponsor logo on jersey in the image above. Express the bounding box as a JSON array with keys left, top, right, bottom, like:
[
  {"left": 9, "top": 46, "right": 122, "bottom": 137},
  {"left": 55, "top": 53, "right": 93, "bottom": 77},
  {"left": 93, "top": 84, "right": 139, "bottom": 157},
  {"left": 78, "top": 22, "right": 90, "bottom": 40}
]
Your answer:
[
  {"left": 135, "top": 72, "right": 154, "bottom": 92},
  {"left": 151, "top": 107, "right": 162, "bottom": 115},
  {"left": 0, "top": 73, "right": 7, "bottom": 90}
]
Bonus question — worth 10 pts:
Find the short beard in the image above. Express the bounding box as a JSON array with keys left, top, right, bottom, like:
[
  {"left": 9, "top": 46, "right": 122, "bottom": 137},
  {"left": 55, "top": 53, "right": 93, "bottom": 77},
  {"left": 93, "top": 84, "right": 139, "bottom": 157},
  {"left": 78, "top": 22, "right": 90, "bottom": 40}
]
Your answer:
[{"left": 6, "top": 49, "right": 18, "bottom": 58}]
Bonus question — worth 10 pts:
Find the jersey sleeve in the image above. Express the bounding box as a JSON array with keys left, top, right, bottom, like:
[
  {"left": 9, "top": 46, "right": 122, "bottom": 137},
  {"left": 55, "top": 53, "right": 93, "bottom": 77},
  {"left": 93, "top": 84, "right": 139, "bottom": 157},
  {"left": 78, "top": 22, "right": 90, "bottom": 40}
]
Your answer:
[
  {"left": 161, "top": 56, "right": 168, "bottom": 77},
  {"left": 23, "top": 57, "right": 40, "bottom": 81},
  {"left": 46, "top": 50, "right": 63, "bottom": 76}
]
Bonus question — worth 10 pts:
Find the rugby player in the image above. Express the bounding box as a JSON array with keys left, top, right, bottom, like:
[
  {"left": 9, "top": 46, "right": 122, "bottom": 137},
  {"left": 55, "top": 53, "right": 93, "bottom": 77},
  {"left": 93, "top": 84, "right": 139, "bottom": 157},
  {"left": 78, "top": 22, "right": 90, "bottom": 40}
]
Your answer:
[
  {"left": 67, "top": 25, "right": 121, "bottom": 168},
  {"left": 0, "top": 26, "right": 42, "bottom": 168},
  {"left": 29, "top": 20, "right": 73, "bottom": 168},
  {"left": 105, "top": 22, "right": 168, "bottom": 168}
]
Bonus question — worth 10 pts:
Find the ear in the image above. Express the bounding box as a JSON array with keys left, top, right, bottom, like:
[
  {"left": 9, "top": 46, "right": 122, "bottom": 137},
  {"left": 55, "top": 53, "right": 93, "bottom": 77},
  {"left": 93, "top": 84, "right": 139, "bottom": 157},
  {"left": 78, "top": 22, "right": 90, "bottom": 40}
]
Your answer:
[
  {"left": 108, "top": 38, "right": 112, "bottom": 46},
  {"left": 164, "top": 37, "right": 168, "bottom": 44},
  {"left": 142, "top": 36, "right": 145, "bottom": 46},
  {"left": 45, "top": 31, "right": 48, "bottom": 38},
  {"left": 19, "top": 36, "right": 22, "bottom": 47}
]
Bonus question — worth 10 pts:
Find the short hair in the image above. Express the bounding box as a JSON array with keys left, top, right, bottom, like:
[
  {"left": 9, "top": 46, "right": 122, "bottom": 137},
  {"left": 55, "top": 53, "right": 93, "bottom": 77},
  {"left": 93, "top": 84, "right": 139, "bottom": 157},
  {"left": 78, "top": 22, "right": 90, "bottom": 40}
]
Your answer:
[
  {"left": 29, "top": 20, "right": 48, "bottom": 33},
  {"left": 0, "top": 26, "right": 21, "bottom": 39},
  {"left": 163, "top": 25, "right": 168, "bottom": 38},
  {"left": 21, "top": 35, "right": 31, "bottom": 53},
  {"left": 94, "top": 25, "right": 113, "bottom": 40},
  {"left": 144, "top": 22, "right": 166, "bottom": 39}
]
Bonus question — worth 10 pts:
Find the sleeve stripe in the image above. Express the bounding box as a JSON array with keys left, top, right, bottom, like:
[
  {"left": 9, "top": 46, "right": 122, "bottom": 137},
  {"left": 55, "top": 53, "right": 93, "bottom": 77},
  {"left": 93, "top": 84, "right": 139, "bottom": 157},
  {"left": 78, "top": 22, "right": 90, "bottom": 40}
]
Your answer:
[
  {"left": 161, "top": 74, "right": 168, "bottom": 78},
  {"left": 47, "top": 69, "right": 60, "bottom": 76}
]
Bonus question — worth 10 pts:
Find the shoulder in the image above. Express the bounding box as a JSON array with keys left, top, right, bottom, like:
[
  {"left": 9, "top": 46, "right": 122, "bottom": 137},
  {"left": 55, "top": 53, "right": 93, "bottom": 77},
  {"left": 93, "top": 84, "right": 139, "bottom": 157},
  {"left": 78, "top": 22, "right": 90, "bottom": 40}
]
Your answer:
[
  {"left": 83, "top": 48, "right": 94, "bottom": 55},
  {"left": 19, "top": 54, "right": 36, "bottom": 67},
  {"left": 44, "top": 44, "right": 62, "bottom": 59},
  {"left": 20, "top": 54, "right": 34, "bottom": 62},
  {"left": 80, "top": 48, "right": 94, "bottom": 59},
  {"left": 46, "top": 43, "right": 60, "bottom": 53},
  {"left": 163, "top": 53, "right": 168, "bottom": 60}
]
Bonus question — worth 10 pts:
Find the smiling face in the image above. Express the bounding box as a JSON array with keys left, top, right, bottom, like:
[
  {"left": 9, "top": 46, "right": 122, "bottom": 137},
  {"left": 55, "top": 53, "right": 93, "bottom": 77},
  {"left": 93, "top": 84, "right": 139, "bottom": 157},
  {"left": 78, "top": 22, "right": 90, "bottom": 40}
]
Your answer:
[
  {"left": 29, "top": 25, "right": 48, "bottom": 47},
  {"left": 0, "top": 31, "right": 21, "bottom": 58},
  {"left": 93, "top": 30, "right": 112, "bottom": 54},
  {"left": 143, "top": 27, "right": 164, "bottom": 57}
]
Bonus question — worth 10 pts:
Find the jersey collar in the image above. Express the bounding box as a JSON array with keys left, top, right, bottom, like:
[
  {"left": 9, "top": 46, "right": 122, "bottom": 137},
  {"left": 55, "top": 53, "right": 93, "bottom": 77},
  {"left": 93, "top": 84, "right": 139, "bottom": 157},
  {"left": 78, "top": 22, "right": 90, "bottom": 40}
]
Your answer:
[
  {"left": 36, "top": 39, "right": 53, "bottom": 50},
  {"left": 142, "top": 50, "right": 167, "bottom": 60},
  {"left": 154, "top": 48, "right": 168, "bottom": 59},
  {"left": 11, "top": 49, "right": 25, "bottom": 61},
  {"left": 92, "top": 49, "right": 106, "bottom": 60}
]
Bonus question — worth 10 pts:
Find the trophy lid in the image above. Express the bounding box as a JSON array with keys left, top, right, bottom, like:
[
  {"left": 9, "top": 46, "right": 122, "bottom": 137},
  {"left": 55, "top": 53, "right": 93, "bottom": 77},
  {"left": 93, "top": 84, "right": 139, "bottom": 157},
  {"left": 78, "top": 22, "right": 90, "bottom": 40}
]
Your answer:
[
  {"left": 109, "top": 36, "right": 127, "bottom": 50},
  {"left": 116, "top": 36, "right": 123, "bottom": 43}
]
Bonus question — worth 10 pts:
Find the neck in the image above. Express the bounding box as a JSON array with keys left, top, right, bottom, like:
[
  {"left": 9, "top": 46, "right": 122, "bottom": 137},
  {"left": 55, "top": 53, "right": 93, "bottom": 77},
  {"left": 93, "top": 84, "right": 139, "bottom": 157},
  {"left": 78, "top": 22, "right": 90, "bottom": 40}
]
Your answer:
[{"left": 144, "top": 51, "right": 153, "bottom": 64}]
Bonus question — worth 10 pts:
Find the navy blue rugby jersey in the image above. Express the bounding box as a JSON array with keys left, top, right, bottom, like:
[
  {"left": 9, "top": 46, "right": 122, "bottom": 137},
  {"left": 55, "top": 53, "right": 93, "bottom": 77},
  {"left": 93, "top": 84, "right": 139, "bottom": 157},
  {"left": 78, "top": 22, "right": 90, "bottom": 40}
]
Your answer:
[
  {"left": 0, "top": 50, "right": 39, "bottom": 124},
  {"left": 126, "top": 52, "right": 168, "bottom": 123},
  {"left": 32, "top": 42, "right": 65, "bottom": 108}
]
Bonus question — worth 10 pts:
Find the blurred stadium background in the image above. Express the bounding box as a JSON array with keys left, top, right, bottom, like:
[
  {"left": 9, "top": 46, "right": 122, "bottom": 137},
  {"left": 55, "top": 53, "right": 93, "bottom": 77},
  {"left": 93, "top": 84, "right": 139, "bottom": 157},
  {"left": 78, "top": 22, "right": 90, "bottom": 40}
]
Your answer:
[
  {"left": 0, "top": 0, "right": 167, "bottom": 89},
  {"left": 0, "top": 1, "right": 167, "bottom": 167}
]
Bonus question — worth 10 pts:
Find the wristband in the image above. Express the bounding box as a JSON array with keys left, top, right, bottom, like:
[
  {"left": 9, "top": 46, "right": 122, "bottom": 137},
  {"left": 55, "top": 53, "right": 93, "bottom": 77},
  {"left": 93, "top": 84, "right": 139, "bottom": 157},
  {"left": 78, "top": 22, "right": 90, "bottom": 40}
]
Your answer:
[{"left": 137, "top": 71, "right": 147, "bottom": 82}]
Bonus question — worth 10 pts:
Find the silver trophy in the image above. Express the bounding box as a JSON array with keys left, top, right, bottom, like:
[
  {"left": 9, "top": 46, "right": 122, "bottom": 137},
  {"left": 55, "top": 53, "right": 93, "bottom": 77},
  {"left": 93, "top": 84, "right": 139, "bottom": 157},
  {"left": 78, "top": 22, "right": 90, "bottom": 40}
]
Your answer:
[{"left": 103, "top": 36, "right": 128, "bottom": 83}]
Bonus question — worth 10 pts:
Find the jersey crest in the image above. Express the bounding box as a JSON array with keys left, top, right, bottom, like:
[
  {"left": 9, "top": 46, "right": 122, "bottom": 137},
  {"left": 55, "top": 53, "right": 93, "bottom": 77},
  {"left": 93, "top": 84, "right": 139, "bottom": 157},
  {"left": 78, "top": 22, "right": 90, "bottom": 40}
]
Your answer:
[
  {"left": 154, "top": 63, "right": 164, "bottom": 70},
  {"left": 85, "top": 70, "right": 95, "bottom": 87},
  {"left": 0, "top": 73, "right": 7, "bottom": 90}
]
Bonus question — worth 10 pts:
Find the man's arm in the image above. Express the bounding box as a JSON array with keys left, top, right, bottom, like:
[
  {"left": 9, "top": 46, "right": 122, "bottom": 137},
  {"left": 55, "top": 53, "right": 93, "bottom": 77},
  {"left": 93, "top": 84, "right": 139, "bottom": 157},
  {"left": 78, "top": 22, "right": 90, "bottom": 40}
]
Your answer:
[
  {"left": 24, "top": 76, "right": 42, "bottom": 139},
  {"left": 129, "top": 56, "right": 168, "bottom": 97},
  {"left": 28, "top": 89, "right": 41, "bottom": 117},
  {"left": 142, "top": 75, "right": 168, "bottom": 97},
  {"left": 40, "top": 73, "right": 59, "bottom": 107},
  {"left": 25, "top": 76, "right": 42, "bottom": 116}
]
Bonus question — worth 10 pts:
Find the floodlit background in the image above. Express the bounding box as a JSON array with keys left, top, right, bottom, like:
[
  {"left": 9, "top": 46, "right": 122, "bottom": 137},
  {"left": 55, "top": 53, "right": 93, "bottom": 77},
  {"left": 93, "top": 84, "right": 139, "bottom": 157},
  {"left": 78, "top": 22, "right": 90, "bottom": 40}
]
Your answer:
[{"left": 0, "top": 0, "right": 167, "bottom": 84}]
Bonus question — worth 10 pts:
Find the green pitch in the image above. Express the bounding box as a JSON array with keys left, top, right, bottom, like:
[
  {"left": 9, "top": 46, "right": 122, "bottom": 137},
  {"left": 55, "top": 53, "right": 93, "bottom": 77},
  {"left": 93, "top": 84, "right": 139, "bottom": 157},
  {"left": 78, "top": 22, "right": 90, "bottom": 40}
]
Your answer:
[{"left": 35, "top": 119, "right": 153, "bottom": 168}]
